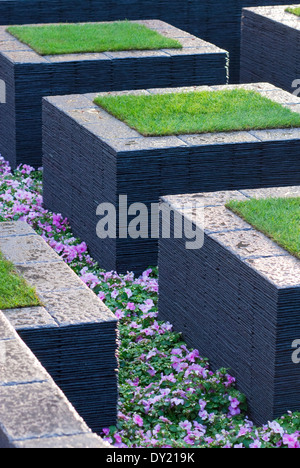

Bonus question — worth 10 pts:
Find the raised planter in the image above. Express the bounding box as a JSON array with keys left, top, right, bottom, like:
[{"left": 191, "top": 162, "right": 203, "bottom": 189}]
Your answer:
[
  {"left": 0, "top": 311, "right": 110, "bottom": 448},
  {"left": 0, "top": 20, "right": 228, "bottom": 168},
  {"left": 158, "top": 186, "right": 300, "bottom": 425},
  {"left": 0, "top": 0, "right": 287, "bottom": 83},
  {"left": 43, "top": 83, "right": 300, "bottom": 274},
  {"left": 241, "top": 5, "right": 300, "bottom": 93},
  {"left": 0, "top": 221, "right": 119, "bottom": 434}
]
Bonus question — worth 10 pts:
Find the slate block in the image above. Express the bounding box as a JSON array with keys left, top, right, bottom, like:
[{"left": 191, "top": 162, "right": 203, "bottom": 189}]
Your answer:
[
  {"left": 158, "top": 186, "right": 300, "bottom": 424},
  {"left": 0, "top": 0, "right": 288, "bottom": 83}
]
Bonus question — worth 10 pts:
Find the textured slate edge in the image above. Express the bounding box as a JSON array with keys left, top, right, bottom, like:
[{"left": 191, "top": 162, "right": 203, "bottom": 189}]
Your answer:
[
  {"left": 43, "top": 83, "right": 300, "bottom": 274},
  {"left": 0, "top": 20, "right": 228, "bottom": 168},
  {"left": 241, "top": 5, "right": 300, "bottom": 92},
  {"left": 158, "top": 186, "right": 300, "bottom": 424},
  {"left": 0, "top": 312, "right": 110, "bottom": 448},
  {"left": 0, "top": 0, "right": 288, "bottom": 83},
  {"left": 0, "top": 220, "right": 119, "bottom": 435}
]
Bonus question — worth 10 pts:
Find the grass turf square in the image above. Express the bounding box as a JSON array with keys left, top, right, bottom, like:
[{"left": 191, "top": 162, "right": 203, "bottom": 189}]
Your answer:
[{"left": 94, "top": 89, "right": 300, "bottom": 137}]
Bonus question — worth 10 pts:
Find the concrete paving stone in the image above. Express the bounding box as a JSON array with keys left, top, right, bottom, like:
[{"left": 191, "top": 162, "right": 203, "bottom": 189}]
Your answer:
[
  {"left": 0, "top": 380, "right": 90, "bottom": 442},
  {"left": 241, "top": 186, "right": 300, "bottom": 199},
  {"left": 203, "top": 205, "right": 254, "bottom": 233},
  {"left": 14, "top": 433, "right": 111, "bottom": 448},
  {"left": 249, "top": 128, "right": 300, "bottom": 142},
  {"left": 162, "top": 190, "right": 249, "bottom": 209},
  {"left": 45, "top": 52, "right": 109, "bottom": 62},
  {"left": 84, "top": 119, "right": 142, "bottom": 140},
  {"left": 102, "top": 135, "right": 188, "bottom": 152},
  {"left": 0, "top": 221, "right": 37, "bottom": 238},
  {"left": 179, "top": 130, "right": 259, "bottom": 146},
  {"left": 210, "top": 229, "right": 290, "bottom": 260},
  {"left": 103, "top": 50, "right": 170, "bottom": 59},
  {"left": 0, "top": 338, "right": 50, "bottom": 385},
  {"left": 15, "top": 261, "right": 86, "bottom": 294},
  {"left": 1, "top": 50, "right": 49, "bottom": 64},
  {"left": 2, "top": 307, "right": 58, "bottom": 330},
  {"left": 211, "top": 82, "right": 278, "bottom": 92},
  {"left": 147, "top": 85, "right": 214, "bottom": 94},
  {"left": 0, "top": 312, "right": 16, "bottom": 340},
  {"left": 0, "top": 235, "right": 62, "bottom": 265},
  {"left": 39, "top": 288, "right": 117, "bottom": 326},
  {"left": 44, "top": 94, "right": 96, "bottom": 111},
  {"left": 245, "top": 255, "right": 300, "bottom": 288}
]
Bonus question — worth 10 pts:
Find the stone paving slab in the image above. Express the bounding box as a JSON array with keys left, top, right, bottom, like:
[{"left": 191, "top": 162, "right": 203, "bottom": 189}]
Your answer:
[
  {"left": 0, "top": 338, "right": 49, "bottom": 386},
  {"left": 0, "top": 380, "right": 91, "bottom": 441},
  {"left": 0, "top": 221, "right": 38, "bottom": 238},
  {"left": 14, "top": 433, "right": 111, "bottom": 449},
  {"left": 0, "top": 234, "right": 63, "bottom": 265},
  {"left": 38, "top": 288, "right": 117, "bottom": 327},
  {"left": 14, "top": 261, "right": 87, "bottom": 294}
]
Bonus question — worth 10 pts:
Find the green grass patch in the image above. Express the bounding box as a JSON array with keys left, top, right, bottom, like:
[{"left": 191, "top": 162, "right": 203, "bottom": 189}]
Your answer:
[
  {"left": 0, "top": 252, "right": 41, "bottom": 309},
  {"left": 6, "top": 21, "right": 182, "bottom": 55},
  {"left": 94, "top": 89, "right": 300, "bottom": 136},
  {"left": 227, "top": 197, "right": 300, "bottom": 258},
  {"left": 285, "top": 7, "right": 300, "bottom": 17}
]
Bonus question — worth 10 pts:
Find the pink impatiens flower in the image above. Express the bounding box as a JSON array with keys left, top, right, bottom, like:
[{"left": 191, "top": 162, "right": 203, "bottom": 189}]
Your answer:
[
  {"left": 133, "top": 414, "right": 144, "bottom": 427},
  {"left": 98, "top": 292, "right": 106, "bottom": 301},
  {"left": 282, "top": 433, "right": 300, "bottom": 449}
]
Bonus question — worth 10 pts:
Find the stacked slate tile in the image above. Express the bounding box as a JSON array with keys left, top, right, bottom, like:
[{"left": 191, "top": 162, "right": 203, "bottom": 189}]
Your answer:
[
  {"left": 241, "top": 5, "right": 300, "bottom": 93},
  {"left": 43, "top": 84, "right": 300, "bottom": 274},
  {"left": 0, "top": 21, "right": 228, "bottom": 168},
  {"left": 0, "top": 0, "right": 286, "bottom": 83},
  {"left": 0, "top": 221, "right": 119, "bottom": 434},
  {"left": 158, "top": 186, "right": 300, "bottom": 425}
]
